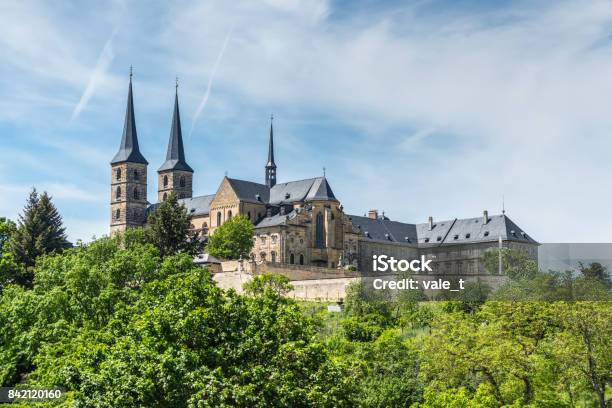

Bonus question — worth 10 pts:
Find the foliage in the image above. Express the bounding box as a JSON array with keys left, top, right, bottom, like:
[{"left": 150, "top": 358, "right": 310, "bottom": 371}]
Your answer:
[
  {"left": 10, "top": 189, "right": 70, "bottom": 285},
  {"left": 146, "top": 192, "right": 203, "bottom": 259},
  {"left": 0, "top": 235, "right": 356, "bottom": 407},
  {"left": 206, "top": 214, "right": 254, "bottom": 260},
  {"left": 482, "top": 247, "right": 538, "bottom": 280},
  {"left": 243, "top": 272, "right": 294, "bottom": 297},
  {"left": 0, "top": 217, "right": 16, "bottom": 255},
  {"left": 578, "top": 261, "right": 611, "bottom": 288}
]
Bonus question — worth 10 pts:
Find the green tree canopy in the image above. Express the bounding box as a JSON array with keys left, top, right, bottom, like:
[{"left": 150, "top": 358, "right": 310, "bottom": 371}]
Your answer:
[
  {"left": 206, "top": 214, "right": 253, "bottom": 260},
  {"left": 10, "top": 189, "right": 70, "bottom": 285},
  {"left": 145, "top": 192, "right": 202, "bottom": 258}
]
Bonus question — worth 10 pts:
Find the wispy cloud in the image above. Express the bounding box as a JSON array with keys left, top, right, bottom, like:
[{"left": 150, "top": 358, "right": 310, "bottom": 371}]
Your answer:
[
  {"left": 189, "top": 26, "right": 234, "bottom": 139},
  {"left": 71, "top": 29, "right": 117, "bottom": 121}
]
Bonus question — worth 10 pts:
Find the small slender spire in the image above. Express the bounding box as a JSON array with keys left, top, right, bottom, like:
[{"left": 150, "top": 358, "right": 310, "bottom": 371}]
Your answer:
[
  {"left": 265, "top": 114, "right": 277, "bottom": 188},
  {"left": 158, "top": 84, "right": 193, "bottom": 172},
  {"left": 267, "top": 114, "right": 276, "bottom": 167},
  {"left": 111, "top": 70, "right": 148, "bottom": 165}
]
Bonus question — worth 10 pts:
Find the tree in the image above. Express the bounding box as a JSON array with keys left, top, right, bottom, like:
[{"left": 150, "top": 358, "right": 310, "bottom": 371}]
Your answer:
[
  {"left": 145, "top": 192, "right": 202, "bottom": 258},
  {"left": 243, "top": 273, "right": 293, "bottom": 297},
  {"left": 10, "top": 189, "right": 70, "bottom": 285},
  {"left": 482, "top": 247, "right": 538, "bottom": 280},
  {"left": 206, "top": 214, "right": 253, "bottom": 260},
  {"left": 578, "top": 262, "right": 611, "bottom": 288},
  {"left": 0, "top": 217, "right": 16, "bottom": 255}
]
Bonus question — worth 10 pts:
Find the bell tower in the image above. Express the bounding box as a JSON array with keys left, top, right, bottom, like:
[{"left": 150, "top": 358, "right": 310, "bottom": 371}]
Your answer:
[
  {"left": 110, "top": 69, "right": 148, "bottom": 235},
  {"left": 158, "top": 81, "right": 193, "bottom": 201},
  {"left": 265, "top": 115, "right": 277, "bottom": 188}
]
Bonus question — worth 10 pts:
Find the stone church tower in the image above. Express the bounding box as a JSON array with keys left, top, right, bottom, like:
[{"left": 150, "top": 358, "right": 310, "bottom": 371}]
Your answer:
[
  {"left": 110, "top": 75, "right": 148, "bottom": 235},
  {"left": 157, "top": 86, "right": 194, "bottom": 201}
]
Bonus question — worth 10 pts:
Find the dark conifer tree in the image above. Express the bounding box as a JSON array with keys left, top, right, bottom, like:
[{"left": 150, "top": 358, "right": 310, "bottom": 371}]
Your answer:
[
  {"left": 145, "top": 192, "right": 202, "bottom": 258},
  {"left": 11, "top": 189, "right": 71, "bottom": 282}
]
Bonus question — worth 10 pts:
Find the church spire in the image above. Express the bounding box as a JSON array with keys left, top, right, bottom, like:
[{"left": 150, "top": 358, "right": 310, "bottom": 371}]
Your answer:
[
  {"left": 265, "top": 114, "right": 277, "bottom": 188},
  {"left": 158, "top": 81, "right": 193, "bottom": 172},
  {"left": 111, "top": 70, "right": 148, "bottom": 165}
]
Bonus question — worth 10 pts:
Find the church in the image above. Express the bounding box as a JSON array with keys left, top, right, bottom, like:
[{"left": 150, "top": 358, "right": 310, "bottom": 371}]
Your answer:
[{"left": 110, "top": 77, "right": 538, "bottom": 275}]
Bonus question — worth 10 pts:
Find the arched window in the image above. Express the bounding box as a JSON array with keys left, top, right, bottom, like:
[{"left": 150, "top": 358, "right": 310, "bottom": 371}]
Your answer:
[
  {"left": 163, "top": 192, "right": 168, "bottom": 201},
  {"left": 227, "top": 210, "right": 232, "bottom": 220},
  {"left": 133, "top": 187, "right": 139, "bottom": 200},
  {"left": 299, "top": 254, "right": 304, "bottom": 265},
  {"left": 179, "top": 176, "right": 186, "bottom": 187},
  {"left": 163, "top": 175, "right": 168, "bottom": 187},
  {"left": 271, "top": 251, "right": 276, "bottom": 263},
  {"left": 315, "top": 212, "right": 325, "bottom": 248},
  {"left": 260, "top": 252, "right": 267, "bottom": 261},
  {"left": 115, "top": 208, "right": 120, "bottom": 220},
  {"left": 203, "top": 222, "right": 208, "bottom": 228},
  {"left": 290, "top": 253, "right": 295, "bottom": 264},
  {"left": 247, "top": 211, "right": 251, "bottom": 221},
  {"left": 116, "top": 168, "right": 121, "bottom": 180},
  {"left": 133, "top": 170, "right": 139, "bottom": 180},
  {"left": 116, "top": 186, "right": 121, "bottom": 200},
  {"left": 217, "top": 212, "right": 222, "bottom": 226}
]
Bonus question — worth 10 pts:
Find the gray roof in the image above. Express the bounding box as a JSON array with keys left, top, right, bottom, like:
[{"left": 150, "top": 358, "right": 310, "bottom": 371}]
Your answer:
[
  {"left": 227, "top": 178, "right": 269, "bottom": 204},
  {"left": 180, "top": 194, "right": 215, "bottom": 216},
  {"left": 350, "top": 213, "right": 537, "bottom": 247},
  {"left": 158, "top": 91, "right": 193, "bottom": 172},
  {"left": 350, "top": 215, "right": 418, "bottom": 245},
  {"left": 111, "top": 79, "right": 148, "bottom": 165},
  {"left": 147, "top": 194, "right": 214, "bottom": 217},
  {"left": 269, "top": 177, "right": 337, "bottom": 205},
  {"left": 254, "top": 210, "right": 297, "bottom": 229}
]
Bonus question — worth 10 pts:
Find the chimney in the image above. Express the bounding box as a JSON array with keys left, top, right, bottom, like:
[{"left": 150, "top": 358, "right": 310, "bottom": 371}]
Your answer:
[
  {"left": 428, "top": 216, "right": 433, "bottom": 230},
  {"left": 368, "top": 209, "right": 378, "bottom": 220},
  {"left": 483, "top": 210, "right": 489, "bottom": 225}
]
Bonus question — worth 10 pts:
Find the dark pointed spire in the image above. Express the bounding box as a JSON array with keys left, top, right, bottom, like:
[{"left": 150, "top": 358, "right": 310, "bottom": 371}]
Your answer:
[
  {"left": 111, "top": 70, "right": 148, "bottom": 165},
  {"left": 158, "top": 82, "right": 193, "bottom": 172},
  {"left": 265, "top": 114, "right": 277, "bottom": 188}
]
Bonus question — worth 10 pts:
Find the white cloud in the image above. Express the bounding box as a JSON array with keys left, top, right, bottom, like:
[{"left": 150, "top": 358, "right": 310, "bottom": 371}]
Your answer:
[{"left": 71, "top": 30, "right": 117, "bottom": 120}]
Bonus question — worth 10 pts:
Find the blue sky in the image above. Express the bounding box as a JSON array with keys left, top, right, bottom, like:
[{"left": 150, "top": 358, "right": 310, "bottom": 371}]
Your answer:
[{"left": 1, "top": 0, "right": 612, "bottom": 242}]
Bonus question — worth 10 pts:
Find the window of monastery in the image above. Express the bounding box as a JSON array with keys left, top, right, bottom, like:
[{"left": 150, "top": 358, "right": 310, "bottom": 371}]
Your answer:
[
  {"left": 290, "top": 253, "right": 295, "bottom": 264},
  {"left": 271, "top": 251, "right": 276, "bottom": 263},
  {"left": 260, "top": 252, "right": 266, "bottom": 261},
  {"left": 115, "top": 209, "right": 120, "bottom": 220},
  {"left": 300, "top": 238, "right": 304, "bottom": 244},
  {"left": 133, "top": 187, "right": 139, "bottom": 200},
  {"left": 299, "top": 254, "right": 304, "bottom": 265},
  {"left": 217, "top": 212, "right": 222, "bottom": 226},
  {"left": 271, "top": 235, "right": 277, "bottom": 244},
  {"left": 116, "top": 186, "right": 121, "bottom": 200},
  {"left": 163, "top": 175, "right": 168, "bottom": 187},
  {"left": 133, "top": 170, "right": 139, "bottom": 180},
  {"left": 247, "top": 211, "right": 251, "bottom": 220},
  {"left": 260, "top": 236, "right": 267, "bottom": 244},
  {"left": 163, "top": 192, "right": 168, "bottom": 201},
  {"left": 203, "top": 222, "right": 208, "bottom": 228},
  {"left": 116, "top": 168, "right": 121, "bottom": 180},
  {"left": 180, "top": 176, "right": 186, "bottom": 187},
  {"left": 228, "top": 210, "right": 232, "bottom": 219}
]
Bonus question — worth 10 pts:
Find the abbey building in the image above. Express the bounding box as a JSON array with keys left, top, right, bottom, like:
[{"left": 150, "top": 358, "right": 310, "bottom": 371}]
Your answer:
[{"left": 110, "top": 78, "right": 538, "bottom": 274}]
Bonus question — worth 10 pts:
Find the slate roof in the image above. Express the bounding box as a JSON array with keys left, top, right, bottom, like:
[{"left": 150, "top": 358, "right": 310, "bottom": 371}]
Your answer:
[
  {"left": 147, "top": 194, "right": 215, "bottom": 216},
  {"left": 227, "top": 178, "right": 270, "bottom": 204},
  {"left": 111, "top": 79, "right": 148, "bottom": 165},
  {"left": 349, "top": 213, "right": 537, "bottom": 247},
  {"left": 269, "top": 177, "right": 337, "bottom": 204},
  {"left": 158, "top": 91, "right": 193, "bottom": 172},
  {"left": 349, "top": 215, "right": 419, "bottom": 245},
  {"left": 254, "top": 210, "right": 297, "bottom": 229},
  {"left": 180, "top": 194, "right": 215, "bottom": 216}
]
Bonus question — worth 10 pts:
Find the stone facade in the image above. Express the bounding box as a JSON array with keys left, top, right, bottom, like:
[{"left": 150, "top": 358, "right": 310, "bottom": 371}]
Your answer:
[{"left": 110, "top": 162, "right": 148, "bottom": 235}]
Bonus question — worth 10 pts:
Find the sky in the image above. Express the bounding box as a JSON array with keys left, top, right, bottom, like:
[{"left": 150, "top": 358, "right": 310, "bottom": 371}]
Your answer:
[{"left": 1, "top": 0, "right": 611, "bottom": 243}]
